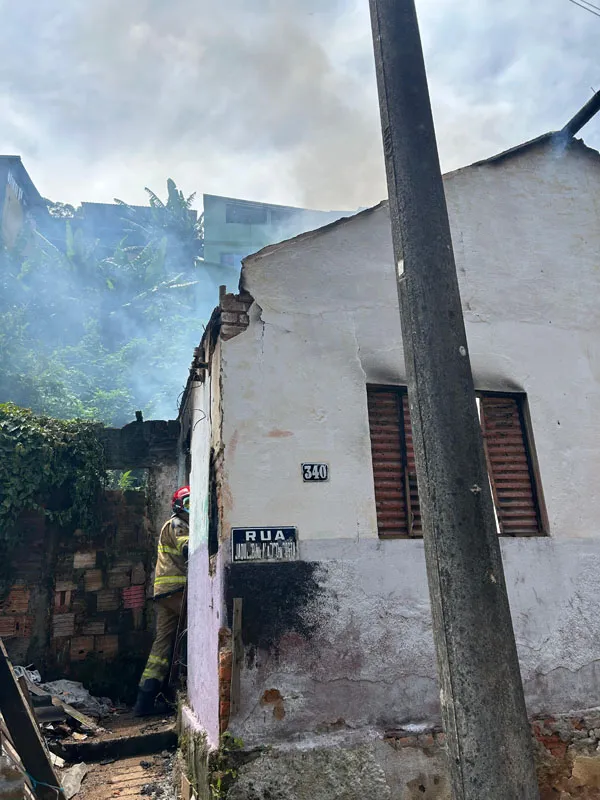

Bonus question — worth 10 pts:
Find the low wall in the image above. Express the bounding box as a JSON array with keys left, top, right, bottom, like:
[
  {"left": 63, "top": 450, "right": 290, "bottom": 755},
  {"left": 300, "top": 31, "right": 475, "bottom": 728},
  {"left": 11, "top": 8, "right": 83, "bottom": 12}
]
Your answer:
[{"left": 0, "top": 490, "right": 156, "bottom": 701}]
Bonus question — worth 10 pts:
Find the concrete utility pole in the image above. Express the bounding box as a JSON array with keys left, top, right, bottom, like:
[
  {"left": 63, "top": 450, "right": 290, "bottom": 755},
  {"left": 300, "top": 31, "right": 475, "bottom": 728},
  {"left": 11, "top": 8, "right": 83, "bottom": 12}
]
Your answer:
[{"left": 367, "top": 2, "right": 539, "bottom": 798}]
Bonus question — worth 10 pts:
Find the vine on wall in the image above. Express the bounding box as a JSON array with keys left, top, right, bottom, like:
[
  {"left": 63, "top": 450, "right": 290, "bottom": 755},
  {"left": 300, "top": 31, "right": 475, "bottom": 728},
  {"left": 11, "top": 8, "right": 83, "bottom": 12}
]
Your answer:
[{"left": 0, "top": 403, "right": 107, "bottom": 562}]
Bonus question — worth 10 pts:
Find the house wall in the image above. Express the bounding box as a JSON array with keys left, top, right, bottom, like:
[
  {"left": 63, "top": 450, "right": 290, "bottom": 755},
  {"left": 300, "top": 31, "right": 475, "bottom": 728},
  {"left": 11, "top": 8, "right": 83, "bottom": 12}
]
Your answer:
[
  {"left": 182, "top": 142, "right": 600, "bottom": 795},
  {"left": 185, "top": 335, "right": 224, "bottom": 747}
]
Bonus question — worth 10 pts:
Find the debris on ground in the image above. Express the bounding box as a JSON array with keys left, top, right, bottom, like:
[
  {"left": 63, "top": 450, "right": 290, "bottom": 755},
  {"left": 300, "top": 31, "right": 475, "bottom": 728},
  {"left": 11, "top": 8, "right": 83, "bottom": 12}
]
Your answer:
[
  {"left": 49, "top": 711, "right": 177, "bottom": 764},
  {"left": 50, "top": 752, "right": 67, "bottom": 768},
  {"left": 40, "top": 679, "right": 115, "bottom": 718},
  {"left": 73, "top": 753, "right": 178, "bottom": 800},
  {"left": 12, "top": 665, "right": 42, "bottom": 684},
  {"left": 61, "top": 762, "right": 89, "bottom": 799},
  {"left": 8, "top": 662, "right": 178, "bottom": 797}
]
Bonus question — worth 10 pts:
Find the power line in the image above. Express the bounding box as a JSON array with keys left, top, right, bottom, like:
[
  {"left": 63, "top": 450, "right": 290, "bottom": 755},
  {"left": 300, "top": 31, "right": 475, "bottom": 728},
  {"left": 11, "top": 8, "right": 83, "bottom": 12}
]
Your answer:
[
  {"left": 567, "top": 0, "right": 600, "bottom": 17},
  {"left": 572, "top": 0, "right": 600, "bottom": 11}
]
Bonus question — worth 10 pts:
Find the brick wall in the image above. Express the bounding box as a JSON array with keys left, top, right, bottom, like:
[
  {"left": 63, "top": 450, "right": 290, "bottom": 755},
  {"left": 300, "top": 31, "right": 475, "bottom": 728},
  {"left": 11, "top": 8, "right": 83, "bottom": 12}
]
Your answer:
[
  {"left": 219, "top": 290, "right": 253, "bottom": 341},
  {"left": 382, "top": 711, "right": 600, "bottom": 799},
  {"left": 218, "top": 627, "right": 232, "bottom": 734},
  {"left": 50, "top": 490, "right": 152, "bottom": 677},
  {"left": 0, "top": 511, "right": 49, "bottom": 665},
  {"left": 2, "top": 489, "right": 157, "bottom": 699}
]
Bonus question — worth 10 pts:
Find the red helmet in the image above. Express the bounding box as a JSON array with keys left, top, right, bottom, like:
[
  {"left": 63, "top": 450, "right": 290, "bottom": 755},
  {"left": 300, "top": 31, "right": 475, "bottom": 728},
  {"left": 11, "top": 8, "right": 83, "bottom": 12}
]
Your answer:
[{"left": 172, "top": 485, "right": 190, "bottom": 516}]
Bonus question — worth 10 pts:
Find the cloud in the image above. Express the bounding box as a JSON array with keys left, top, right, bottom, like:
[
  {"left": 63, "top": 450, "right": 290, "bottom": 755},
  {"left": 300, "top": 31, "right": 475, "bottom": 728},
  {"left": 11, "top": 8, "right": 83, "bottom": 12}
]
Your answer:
[{"left": 0, "top": 0, "right": 598, "bottom": 210}]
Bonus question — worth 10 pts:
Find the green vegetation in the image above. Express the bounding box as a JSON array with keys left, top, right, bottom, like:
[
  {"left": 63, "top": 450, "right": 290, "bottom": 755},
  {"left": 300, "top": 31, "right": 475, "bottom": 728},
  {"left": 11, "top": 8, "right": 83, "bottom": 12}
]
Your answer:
[
  {"left": 0, "top": 403, "right": 106, "bottom": 585},
  {"left": 0, "top": 179, "right": 205, "bottom": 427},
  {"left": 209, "top": 733, "right": 246, "bottom": 798}
]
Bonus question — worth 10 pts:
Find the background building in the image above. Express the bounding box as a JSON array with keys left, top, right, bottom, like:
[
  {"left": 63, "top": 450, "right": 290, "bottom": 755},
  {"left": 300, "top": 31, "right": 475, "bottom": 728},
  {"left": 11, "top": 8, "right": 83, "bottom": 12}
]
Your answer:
[
  {"left": 202, "top": 193, "right": 351, "bottom": 290},
  {"left": 0, "top": 156, "right": 46, "bottom": 249}
]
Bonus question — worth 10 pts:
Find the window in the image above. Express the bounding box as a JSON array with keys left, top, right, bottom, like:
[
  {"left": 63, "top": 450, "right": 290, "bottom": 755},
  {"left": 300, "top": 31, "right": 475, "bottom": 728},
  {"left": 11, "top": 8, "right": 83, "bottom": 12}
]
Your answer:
[
  {"left": 366, "top": 386, "right": 545, "bottom": 538},
  {"left": 225, "top": 201, "right": 267, "bottom": 225},
  {"left": 269, "top": 207, "right": 294, "bottom": 226}
]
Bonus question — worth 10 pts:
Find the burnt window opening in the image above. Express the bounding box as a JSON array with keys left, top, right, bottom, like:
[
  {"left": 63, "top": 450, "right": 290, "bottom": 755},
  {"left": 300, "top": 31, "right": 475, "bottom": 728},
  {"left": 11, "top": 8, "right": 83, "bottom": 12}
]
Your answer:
[
  {"left": 366, "top": 385, "right": 546, "bottom": 539},
  {"left": 208, "top": 448, "right": 219, "bottom": 558}
]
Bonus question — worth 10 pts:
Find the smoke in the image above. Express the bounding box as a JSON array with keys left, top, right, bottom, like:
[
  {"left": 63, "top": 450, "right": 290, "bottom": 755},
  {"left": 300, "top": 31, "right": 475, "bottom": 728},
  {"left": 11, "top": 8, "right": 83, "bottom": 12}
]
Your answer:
[
  {"left": 1, "top": 0, "right": 599, "bottom": 425},
  {"left": 1, "top": 0, "right": 598, "bottom": 212}
]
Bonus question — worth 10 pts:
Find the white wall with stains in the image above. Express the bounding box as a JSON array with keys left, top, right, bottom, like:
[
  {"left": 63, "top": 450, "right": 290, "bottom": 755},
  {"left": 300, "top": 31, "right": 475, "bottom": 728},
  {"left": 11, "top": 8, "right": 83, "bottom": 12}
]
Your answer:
[
  {"left": 192, "top": 139, "right": 600, "bottom": 746},
  {"left": 185, "top": 337, "right": 224, "bottom": 747},
  {"left": 222, "top": 140, "right": 600, "bottom": 545}
]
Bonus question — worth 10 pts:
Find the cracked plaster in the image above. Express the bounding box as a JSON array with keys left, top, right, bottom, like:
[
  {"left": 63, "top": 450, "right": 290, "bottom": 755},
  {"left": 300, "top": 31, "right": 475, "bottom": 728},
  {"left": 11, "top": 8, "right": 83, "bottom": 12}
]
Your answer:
[{"left": 184, "top": 143, "right": 600, "bottom": 761}]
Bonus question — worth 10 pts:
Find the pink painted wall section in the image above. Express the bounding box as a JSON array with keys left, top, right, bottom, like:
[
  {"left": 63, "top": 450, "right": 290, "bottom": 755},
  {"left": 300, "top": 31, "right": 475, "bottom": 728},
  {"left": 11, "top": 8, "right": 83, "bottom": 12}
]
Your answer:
[{"left": 185, "top": 544, "right": 221, "bottom": 747}]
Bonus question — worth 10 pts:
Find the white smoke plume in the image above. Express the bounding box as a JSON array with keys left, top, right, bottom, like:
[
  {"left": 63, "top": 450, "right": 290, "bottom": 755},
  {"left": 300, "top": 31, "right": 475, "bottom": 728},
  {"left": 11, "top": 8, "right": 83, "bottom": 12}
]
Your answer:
[{"left": 0, "top": 0, "right": 598, "bottom": 210}]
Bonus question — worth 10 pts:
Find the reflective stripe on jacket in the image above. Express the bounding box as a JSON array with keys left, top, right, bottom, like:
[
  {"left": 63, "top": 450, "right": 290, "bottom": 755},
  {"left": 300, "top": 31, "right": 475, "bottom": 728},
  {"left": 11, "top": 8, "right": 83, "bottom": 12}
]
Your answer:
[{"left": 153, "top": 515, "right": 189, "bottom": 598}]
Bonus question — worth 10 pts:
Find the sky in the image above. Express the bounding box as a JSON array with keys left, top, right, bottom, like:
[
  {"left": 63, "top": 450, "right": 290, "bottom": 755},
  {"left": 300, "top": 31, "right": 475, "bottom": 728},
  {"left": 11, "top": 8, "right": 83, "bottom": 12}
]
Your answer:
[{"left": 0, "top": 0, "right": 598, "bottom": 212}]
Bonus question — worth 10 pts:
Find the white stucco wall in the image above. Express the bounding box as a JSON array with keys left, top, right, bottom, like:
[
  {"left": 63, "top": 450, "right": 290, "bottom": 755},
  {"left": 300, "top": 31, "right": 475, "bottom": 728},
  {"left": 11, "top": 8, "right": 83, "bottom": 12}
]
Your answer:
[
  {"left": 222, "top": 140, "right": 600, "bottom": 544},
  {"left": 195, "top": 139, "right": 600, "bottom": 741}
]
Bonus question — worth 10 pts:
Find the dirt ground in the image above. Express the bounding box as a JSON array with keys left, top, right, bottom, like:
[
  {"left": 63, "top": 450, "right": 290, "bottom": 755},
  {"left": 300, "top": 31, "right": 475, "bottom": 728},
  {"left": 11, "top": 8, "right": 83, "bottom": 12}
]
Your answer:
[{"left": 71, "top": 751, "right": 178, "bottom": 800}]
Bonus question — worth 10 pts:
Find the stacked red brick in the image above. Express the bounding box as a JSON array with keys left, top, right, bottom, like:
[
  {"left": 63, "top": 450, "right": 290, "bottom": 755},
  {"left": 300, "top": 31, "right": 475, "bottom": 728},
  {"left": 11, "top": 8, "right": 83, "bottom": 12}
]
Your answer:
[
  {"left": 220, "top": 291, "right": 253, "bottom": 341},
  {"left": 218, "top": 628, "right": 233, "bottom": 733}
]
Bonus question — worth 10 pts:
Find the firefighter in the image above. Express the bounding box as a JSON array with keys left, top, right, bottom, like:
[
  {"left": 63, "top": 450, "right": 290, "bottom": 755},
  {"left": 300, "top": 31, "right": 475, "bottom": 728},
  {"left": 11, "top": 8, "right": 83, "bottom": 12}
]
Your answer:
[{"left": 134, "top": 485, "right": 190, "bottom": 716}]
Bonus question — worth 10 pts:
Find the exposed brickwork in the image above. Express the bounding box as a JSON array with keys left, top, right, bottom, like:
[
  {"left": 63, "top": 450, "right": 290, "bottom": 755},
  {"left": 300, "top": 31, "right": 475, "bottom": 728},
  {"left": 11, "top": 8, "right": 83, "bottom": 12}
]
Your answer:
[
  {"left": 70, "top": 636, "right": 95, "bottom": 661},
  {"left": 218, "top": 627, "right": 233, "bottom": 734},
  {"left": 74, "top": 551, "right": 97, "bottom": 569},
  {"left": 53, "top": 613, "right": 75, "bottom": 638},
  {"left": 94, "top": 634, "right": 119, "bottom": 659},
  {"left": 97, "top": 589, "right": 120, "bottom": 612},
  {"left": 82, "top": 620, "right": 106, "bottom": 635},
  {"left": 0, "top": 588, "right": 30, "bottom": 615},
  {"left": 2, "top": 488, "right": 156, "bottom": 688},
  {"left": 219, "top": 291, "right": 254, "bottom": 341},
  {"left": 384, "top": 712, "right": 600, "bottom": 798},
  {"left": 84, "top": 569, "right": 104, "bottom": 592},
  {"left": 123, "top": 585, "right": 146, "bottom": 610},
  {"left": 107, "top": 567, "right": 132, "bottom": 589},
  {"left": 532, "top": 712, "right": 600, "bottom": 798}
]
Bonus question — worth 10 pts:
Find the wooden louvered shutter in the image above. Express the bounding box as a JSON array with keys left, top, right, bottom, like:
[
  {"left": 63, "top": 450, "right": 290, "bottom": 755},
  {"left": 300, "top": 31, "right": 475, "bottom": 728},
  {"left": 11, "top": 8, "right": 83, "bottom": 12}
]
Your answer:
[
  {"left": 480, "top": 396, "right": 540, "bottom": 536},
  {"left": 402, "top": 394, "right": 422, "bottom": 536},
  {"left": 367, "top": 389, "right": 409, "bottom": 537}
]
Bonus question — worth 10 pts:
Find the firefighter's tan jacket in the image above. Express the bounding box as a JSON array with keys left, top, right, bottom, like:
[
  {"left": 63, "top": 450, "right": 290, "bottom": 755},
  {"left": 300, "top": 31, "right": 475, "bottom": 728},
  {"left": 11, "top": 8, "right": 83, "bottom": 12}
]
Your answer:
[{"left": 153, "top": 515, "right": 189, "bottom": 598}]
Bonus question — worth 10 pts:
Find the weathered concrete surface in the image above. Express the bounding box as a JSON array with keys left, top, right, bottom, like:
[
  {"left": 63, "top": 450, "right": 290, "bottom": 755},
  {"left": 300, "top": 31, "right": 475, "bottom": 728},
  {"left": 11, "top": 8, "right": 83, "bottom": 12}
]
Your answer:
[
  {"left": 99, "top": 420, "right": 179, "bottom": 469},
  {"left": 226, "top": 732, "right": 450, "bottom": 800},
  {"left": 181, "top": 140, "right": 600, "bottom": 789},
  {"left": 191, "top": 142, "right": 600, "bottom": 743},
  {"left": 224, "top": 537, "right": 600, "bottom": 747},
  {"left": 221, "top": 711, "right": 600, "bottom": 799},
  {"left": 147, "top": 463, "right": 179, "bottom": 540}
]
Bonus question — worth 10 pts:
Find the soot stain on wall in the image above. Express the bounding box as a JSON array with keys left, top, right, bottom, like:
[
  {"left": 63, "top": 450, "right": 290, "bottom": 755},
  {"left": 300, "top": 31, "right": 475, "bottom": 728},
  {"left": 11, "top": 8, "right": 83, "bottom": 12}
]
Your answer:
[{"left": 225, "top": 562, "right": 323, "bottom": 653}]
